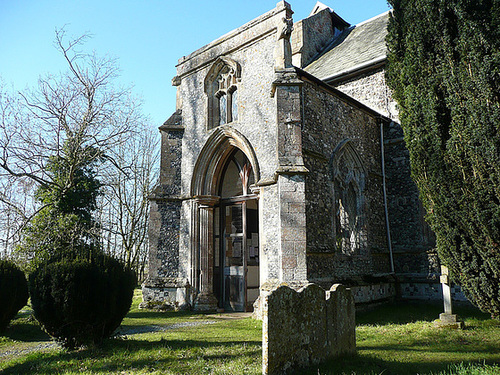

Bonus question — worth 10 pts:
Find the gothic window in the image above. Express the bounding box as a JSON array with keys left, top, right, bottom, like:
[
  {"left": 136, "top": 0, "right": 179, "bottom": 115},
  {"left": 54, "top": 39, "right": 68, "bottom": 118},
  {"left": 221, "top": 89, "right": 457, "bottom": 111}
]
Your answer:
[
  {"left": 231, "top": 88, "right": 238, "bottom": 122},
  {"left": 218, "top": 94, "right": 227, "bottom": 126},
  {"left": 331, "top": 140, "right": 366, "bottom": 255},
  {"left": 334, "top": 180, "right": 361, "bottom": 254},
  {"left": 205, "top": 57, "right": 241, "bottom": 130}
]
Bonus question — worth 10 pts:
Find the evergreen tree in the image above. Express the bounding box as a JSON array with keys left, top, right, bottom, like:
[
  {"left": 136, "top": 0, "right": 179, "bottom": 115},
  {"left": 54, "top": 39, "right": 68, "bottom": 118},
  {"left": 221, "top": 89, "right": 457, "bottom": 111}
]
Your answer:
[
  {"left": 17, "top": 141, "right": 102, "bottom": 270},
  {"left": 386, "top": 0, "right": 500, "bottom": 317}
]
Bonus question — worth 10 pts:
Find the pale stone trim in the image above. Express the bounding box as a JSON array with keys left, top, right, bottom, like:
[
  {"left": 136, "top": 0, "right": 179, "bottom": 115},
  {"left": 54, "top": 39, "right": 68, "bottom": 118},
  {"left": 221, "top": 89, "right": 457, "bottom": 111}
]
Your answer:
[{"left": 190, "top": 126, "right": 261, "bottom": 197}]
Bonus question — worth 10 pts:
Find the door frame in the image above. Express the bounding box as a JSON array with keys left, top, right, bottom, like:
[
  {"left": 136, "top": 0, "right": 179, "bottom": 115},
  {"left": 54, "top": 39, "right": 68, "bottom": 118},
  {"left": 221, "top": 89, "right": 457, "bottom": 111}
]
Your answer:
[{"left": 215, "top": 194, "right": 258, "bottom": 312}]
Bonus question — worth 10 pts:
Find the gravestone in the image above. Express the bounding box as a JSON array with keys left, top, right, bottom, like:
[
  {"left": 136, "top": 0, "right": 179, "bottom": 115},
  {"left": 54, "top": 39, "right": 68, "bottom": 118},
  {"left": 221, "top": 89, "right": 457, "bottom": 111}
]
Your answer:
[
  {"left": 435, "top": 265, "right": 464, "bottom": 329},
  {"left": 262, "top": 283, "right": 355, "bottom": 374}
]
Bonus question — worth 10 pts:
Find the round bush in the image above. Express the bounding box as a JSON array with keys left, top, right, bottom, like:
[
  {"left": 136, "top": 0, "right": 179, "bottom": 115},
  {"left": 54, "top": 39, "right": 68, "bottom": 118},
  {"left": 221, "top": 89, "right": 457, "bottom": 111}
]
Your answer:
[
  {"left": 29, "top": 253, "right": 136, "bottom": 348},
  {"left": 0, "top": 260, "right": 29, "bottom": 333}
]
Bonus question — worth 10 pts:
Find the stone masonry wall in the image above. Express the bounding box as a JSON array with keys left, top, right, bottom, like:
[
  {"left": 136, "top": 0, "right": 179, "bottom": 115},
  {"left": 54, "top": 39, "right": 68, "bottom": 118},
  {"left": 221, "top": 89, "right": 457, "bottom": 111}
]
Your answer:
[
  {"left": 159, "top": 128, "right": 183, "bottom": 195},
  {"left": 143, "top": 120, "right": 186, "bottom": 306},
  {"left": 333, "top": 68, "right": 398, "bottom": 121},
  {"left": 262, "top": 283, "right": 355, "bottom": 375},
  {"left": 153, "top": 201, "right": 181, "bottom": 278},
  {"left": 172, "top": 5, "right": 290, "bottom": 299},
  {"left": 259, "top": 183, "right": 280, "bottom": 283},
  {"left": 334, "top": 68, "right": 438, "bottom": 280},
  {"left": 142, "top": 199, "right": 187, "bottom": 307},
  {"left": 301, "top": 80, "right": 391, "bottom": 284},
  {"left": 291, "top": 8, "right": 335, "bottom": 68},
  {"left": 278, "top": 174, "right": 307, "bottom": 282},
  {"left": 177, "top": 7, "right": 284, "bottom": 198},
  {"left": 383, "top": 122, "right": 437, "bottom": 275}
]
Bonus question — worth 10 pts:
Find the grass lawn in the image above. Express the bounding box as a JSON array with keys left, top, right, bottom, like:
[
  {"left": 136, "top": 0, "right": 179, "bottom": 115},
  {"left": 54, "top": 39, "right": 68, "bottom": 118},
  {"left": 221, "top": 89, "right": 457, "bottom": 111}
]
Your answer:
[{"left": 0, "top": 289, "right": 499, "bottom": 374}]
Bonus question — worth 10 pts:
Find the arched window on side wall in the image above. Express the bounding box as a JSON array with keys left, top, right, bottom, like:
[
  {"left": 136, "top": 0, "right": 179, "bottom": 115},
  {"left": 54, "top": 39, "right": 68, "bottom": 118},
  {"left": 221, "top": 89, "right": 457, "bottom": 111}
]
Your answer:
[{"left": 331, "top": 140, "right": 366, "bottom": 255}]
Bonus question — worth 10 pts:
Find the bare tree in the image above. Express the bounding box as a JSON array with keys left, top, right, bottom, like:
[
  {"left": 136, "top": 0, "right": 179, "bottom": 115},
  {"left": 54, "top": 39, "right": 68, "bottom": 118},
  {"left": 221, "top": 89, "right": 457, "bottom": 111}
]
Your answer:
[
  {"left": 99, "top": 123, "right": 159, "bottom": 280},
  {"left": 0, "top": 30, "right": 140, "bottom": 184},
  {"left": 0, "top": 80, "right": 38, "bottom": 257},
  {"left": 0, "top": 175, "right": 36, "bottom": 258},
  {"left": 0, "top": 30, "right": 158, "bottom": 269}
]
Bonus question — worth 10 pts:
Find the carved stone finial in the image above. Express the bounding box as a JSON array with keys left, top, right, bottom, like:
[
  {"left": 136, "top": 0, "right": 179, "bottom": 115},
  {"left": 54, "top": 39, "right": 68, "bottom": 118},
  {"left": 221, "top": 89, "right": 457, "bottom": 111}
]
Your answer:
[
  {"left": 277, "top": 17, "right": 293, "bottom": 41},
  {"left": 274, "top": 17, "right": 294, "bottom": 70}
]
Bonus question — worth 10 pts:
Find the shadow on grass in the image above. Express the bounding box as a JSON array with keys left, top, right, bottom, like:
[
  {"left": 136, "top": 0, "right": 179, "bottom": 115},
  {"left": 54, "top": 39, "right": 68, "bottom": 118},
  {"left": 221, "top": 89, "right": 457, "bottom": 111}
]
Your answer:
[
  {"left": 295, "top": 354, "right": 498, "bottom": 375},
  {"left": 359, "top": 341, "right": 500, "bottom": 356},
  {"left": 0, "top": 336, "right": 262, "bottom": 374},
  {"left": 4, "top": 320, "right": 51, "bottom": 343},
  {"left": 356, "top": 300, "right": 490, "bottom": 326},
  {"left": 3, "top": 301, "right": 496, "bottom": 375}
]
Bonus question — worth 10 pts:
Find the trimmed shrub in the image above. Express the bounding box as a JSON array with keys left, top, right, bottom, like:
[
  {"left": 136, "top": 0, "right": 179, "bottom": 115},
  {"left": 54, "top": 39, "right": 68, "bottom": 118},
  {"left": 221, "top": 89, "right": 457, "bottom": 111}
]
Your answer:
[
  {"left": 0, "top": 260, "right": 29, "bottom": 333},
  {"left": 29, "top": 252, "right": 136, "bottom": 348}
]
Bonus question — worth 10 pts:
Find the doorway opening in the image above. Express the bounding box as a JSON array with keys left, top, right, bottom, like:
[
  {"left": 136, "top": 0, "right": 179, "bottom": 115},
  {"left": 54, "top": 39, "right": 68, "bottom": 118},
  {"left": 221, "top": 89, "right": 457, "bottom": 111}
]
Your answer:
[{"left": 213, "top": 149, "right": 259, "bottom": 312}]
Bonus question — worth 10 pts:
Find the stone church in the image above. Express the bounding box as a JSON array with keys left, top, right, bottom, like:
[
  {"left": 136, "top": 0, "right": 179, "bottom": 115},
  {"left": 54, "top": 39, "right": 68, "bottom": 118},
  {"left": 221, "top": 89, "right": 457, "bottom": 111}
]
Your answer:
[{"left": 142, "top": 1, "right": 442, "bottom": 312}]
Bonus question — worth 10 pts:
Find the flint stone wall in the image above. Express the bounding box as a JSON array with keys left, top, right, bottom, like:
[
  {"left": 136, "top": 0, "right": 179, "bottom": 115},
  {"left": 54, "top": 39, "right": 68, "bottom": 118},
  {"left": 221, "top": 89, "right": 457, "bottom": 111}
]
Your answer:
[
  {"left": 334, "top": 70, "right": 438, "bottom": 278},
  {"left": 301, "top": 79, "right": 390, "bottom": 282},
  {"left": 399, "top": 278, "right": 468, "bottom": 302},
  {"left": 262, "top": 283, "right": 355, "bottom": 375},
  {"left": 291, "top": 8, "right": 336, "bottom": 68},
  {"left": 332, "top": 68, "right": 398, "bottom": 121},
  {"left": 171, "top": 4, "right": 287, "bottom": 299},
  {"left": 382, "top": 122, "right": 437, "bottom": 276}
]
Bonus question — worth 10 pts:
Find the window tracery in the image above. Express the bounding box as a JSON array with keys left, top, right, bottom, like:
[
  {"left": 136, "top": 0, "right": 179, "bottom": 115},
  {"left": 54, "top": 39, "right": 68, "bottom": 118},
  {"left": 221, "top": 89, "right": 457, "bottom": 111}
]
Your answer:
[
  {"left": 331, "top": 140, "right": 366, "bottom": 255},
  {"left": 334, "top": 179, "right": 362, "bottom": 254},
  {"left": 204, "top": 57, "right": 241, "bottom": 130}
]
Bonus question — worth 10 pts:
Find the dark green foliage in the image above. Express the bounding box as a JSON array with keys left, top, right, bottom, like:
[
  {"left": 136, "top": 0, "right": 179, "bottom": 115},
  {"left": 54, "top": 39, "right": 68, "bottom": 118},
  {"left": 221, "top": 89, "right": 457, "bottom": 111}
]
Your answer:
[
  {"left": 17, "top": 144, "right": 102, "bottom": 272},
  {"left": 29, "top": 252, "right": 136, "bottom": 349},
  {"left": 386, "top": 0, "right": 500, "bottom": 317},
  {"left": 36, "top": 150, "right": 102, "bottom": 226},
  {"left": 0, "top": 260, "right": 28, "bottom": 332}
]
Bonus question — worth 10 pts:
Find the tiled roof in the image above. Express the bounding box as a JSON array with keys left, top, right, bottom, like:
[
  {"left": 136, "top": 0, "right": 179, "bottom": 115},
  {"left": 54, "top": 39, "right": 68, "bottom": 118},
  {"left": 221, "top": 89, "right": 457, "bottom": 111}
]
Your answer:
[{"left": 304, "top": 11, "right": 389, "bottom": 81}]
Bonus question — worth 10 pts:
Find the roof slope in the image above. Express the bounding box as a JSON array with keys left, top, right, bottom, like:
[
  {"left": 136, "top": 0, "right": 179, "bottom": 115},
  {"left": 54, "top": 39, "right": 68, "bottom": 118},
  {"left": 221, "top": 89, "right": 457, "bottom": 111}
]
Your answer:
[{"left": 304, "top": 11, "right": 389, "bottom": 81}]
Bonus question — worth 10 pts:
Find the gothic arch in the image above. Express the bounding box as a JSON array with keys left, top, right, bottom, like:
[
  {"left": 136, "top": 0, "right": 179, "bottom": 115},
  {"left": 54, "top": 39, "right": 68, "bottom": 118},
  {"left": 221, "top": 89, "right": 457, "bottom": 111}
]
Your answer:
[
  {"left": 329, "top": 139, "right": 367, "bottom": 254},
  {"left": 191, "top": 126, "right": 260, "bottom": 197},
  {"left": 329, "top": 139, "right": 367, "bottom": 182}
]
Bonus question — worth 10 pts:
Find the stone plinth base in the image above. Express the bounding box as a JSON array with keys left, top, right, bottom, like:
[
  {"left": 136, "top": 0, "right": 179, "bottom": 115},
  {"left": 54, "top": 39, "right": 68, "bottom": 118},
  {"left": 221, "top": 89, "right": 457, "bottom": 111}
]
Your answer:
[
  {"left": 350, "top": 282, "right": 396, "bottom": 304},
  {"left": 194, "top": 292, "right": 218, "bottom": 312},
  {"left": 434, "top": 313, "right": 465, "bottom": 329},
  {"left": 141, "top": 277, "right": 191, "bottom": 311}
]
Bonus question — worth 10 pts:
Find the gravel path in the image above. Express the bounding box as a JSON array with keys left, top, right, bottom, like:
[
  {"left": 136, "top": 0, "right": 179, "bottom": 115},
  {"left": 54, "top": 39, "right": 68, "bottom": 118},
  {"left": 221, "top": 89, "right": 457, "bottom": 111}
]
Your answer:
[
  {"left": 0, "top": 341, "right": 58, "bottom": 359},
  {"left": 115, "top": 320, "right": 216, "bottom": 336}
]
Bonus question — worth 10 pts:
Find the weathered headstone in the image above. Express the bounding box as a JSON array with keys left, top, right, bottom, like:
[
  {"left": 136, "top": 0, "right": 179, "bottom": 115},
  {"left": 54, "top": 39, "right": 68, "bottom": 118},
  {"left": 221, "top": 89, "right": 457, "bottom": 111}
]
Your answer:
[
  {"left": 326, "top": 284, "right": 356, "bottom": 356},
  {"left": 262, "top": 282, "right": 355, "bottom": 374}
]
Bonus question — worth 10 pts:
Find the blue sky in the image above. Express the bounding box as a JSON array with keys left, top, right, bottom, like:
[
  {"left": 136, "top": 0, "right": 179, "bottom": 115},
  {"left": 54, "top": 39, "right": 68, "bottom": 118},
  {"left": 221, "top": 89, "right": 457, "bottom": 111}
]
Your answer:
[{"left": 0, "top": 1, "right": 390, "bottom": 126}]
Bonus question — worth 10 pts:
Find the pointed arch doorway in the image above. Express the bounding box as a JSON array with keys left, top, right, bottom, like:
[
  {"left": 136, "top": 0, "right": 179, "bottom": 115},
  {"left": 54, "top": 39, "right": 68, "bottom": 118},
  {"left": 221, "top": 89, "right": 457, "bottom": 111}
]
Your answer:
[
  {"left": 191, "top": 127, "right": 260, "bottom": 312},
  {"left": 213, "top": 149, "right": 259, "bottom": 311}
]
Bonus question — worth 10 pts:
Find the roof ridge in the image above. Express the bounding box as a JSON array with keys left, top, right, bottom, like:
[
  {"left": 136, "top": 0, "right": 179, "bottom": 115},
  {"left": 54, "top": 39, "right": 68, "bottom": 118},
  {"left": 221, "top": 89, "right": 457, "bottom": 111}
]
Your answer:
[{"left": 355, "top": 10, "right": 391, "bottom": 27}]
